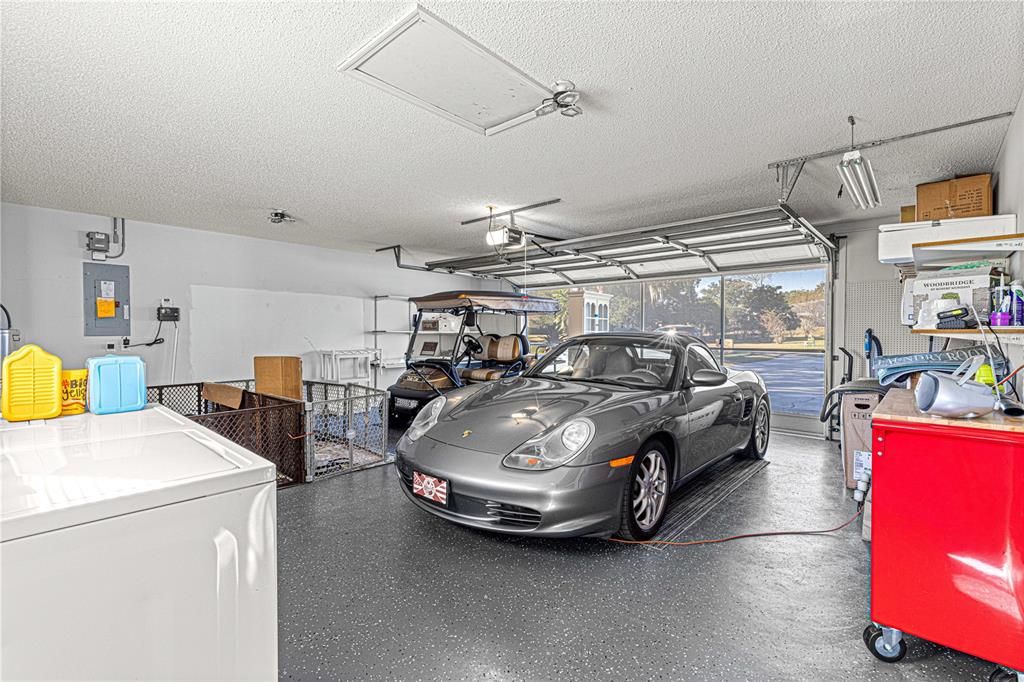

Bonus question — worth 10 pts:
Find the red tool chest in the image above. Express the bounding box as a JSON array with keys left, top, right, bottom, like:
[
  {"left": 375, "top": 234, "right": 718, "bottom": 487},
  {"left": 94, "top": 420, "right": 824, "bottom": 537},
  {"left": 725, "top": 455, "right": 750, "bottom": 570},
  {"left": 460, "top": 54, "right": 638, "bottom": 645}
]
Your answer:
[{"left": 870, "top": 390, "right": 1024, "bottom": 673}]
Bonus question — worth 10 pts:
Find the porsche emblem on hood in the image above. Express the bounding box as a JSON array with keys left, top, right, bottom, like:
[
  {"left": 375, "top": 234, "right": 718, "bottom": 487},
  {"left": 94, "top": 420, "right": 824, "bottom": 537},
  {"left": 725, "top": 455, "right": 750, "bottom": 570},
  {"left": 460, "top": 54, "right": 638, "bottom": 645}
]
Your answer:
[{"left": 462, "top": 429, "right": 473, "bottom": 438}]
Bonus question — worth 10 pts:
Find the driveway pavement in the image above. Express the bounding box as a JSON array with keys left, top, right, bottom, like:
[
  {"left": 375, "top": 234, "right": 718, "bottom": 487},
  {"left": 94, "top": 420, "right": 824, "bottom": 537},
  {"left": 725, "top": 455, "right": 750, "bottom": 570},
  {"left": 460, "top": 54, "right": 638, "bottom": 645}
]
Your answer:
[{"left": 724, "top": 350, "right": 825, "bottom": 417}]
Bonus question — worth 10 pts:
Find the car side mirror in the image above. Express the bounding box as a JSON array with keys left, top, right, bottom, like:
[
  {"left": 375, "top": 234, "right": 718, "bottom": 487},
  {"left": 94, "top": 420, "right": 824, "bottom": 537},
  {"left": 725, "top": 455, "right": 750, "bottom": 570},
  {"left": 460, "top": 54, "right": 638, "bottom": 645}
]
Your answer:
[{"left": 689, "top": 369, "right": 728, "bottom": 387}]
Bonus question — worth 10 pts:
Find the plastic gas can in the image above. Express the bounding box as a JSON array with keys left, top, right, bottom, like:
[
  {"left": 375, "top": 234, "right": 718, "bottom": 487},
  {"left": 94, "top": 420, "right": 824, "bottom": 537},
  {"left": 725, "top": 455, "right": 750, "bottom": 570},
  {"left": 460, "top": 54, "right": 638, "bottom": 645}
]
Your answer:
[
  {"left": 87, "top": 355, "right": 146, "bottom": 415},
  {"left": 1, "top": 344, "right": 63, "bottom": 422}
]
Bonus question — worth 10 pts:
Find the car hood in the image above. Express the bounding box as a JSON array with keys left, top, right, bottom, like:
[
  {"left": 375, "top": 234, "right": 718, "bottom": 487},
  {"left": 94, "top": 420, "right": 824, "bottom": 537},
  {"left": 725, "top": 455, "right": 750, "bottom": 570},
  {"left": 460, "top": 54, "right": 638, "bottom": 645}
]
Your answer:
[{"left": 427, "top": 376, "right": 633, "bottom": 454}]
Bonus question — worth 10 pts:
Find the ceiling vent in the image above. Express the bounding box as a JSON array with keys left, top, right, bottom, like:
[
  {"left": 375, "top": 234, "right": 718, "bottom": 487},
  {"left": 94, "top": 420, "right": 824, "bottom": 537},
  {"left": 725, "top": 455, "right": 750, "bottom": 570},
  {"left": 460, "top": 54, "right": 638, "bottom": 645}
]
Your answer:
[{"left": 338, "top": 6, "right": 557, "bottom": 136}]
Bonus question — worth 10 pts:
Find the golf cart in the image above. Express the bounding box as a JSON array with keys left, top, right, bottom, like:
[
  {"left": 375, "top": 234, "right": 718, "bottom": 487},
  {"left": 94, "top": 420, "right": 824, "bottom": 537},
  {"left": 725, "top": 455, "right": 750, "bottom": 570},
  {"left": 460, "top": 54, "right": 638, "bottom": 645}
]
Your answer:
[{"left": 387, "top": 290, "right": 560, "bottom": 422}]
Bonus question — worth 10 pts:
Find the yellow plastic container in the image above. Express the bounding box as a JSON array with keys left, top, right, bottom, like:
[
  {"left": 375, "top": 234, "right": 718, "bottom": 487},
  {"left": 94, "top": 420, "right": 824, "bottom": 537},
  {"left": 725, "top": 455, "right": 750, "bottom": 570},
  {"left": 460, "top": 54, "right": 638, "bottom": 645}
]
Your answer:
[
  {"left": 1, "top": 344, "right": 63, "bottom": 422},
  {"left": 61, "top": 369, "right": 88, "bottom": 416}
]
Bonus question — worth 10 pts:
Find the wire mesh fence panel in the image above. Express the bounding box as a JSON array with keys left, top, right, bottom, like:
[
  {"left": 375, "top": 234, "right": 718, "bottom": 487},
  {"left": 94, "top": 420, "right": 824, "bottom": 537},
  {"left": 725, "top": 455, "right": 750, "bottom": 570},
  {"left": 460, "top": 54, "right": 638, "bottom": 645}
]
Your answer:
[
  {"left": 193, "top": 400, "right": 306, "bottom": 487},
  {"left": 148, "top": 382, "right": 306, "bottom": 487},
  {"left": 305, "top": 382, "right": 389, "bottom": 480},
  {"left": 219, "top": 379, "right": 255, "bottom": 392},
  {"left": 148, "top": 380, "right": 385, "bottom": 484},
  {"left": 146, "top": 383, "right": 209, "bottom": 417}
]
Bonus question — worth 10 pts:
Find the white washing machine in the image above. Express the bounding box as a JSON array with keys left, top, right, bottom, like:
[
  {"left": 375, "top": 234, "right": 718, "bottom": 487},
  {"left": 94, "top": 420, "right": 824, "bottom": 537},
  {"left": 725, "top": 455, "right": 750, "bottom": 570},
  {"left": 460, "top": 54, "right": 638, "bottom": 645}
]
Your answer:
[{"left": 1, "top": 405, "right": 278, "bottom": 681}]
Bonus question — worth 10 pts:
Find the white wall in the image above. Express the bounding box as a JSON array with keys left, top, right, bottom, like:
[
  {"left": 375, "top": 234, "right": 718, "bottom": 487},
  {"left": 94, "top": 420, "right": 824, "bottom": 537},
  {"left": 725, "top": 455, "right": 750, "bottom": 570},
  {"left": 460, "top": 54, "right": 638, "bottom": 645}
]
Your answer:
[
  {"left": 996, "top": 91, "right": 1024, "bottom": 370},
  {"left": 0, "top": 202, "right": 490, "bottom": 385}
]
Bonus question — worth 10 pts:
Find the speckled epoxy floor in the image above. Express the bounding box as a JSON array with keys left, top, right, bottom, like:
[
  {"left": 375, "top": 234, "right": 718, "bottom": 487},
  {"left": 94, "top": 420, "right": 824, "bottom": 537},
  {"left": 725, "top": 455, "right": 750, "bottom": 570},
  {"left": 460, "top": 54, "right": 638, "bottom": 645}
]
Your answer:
[{"left": 277, "top": 432, "right": 995, "bottom": 681}]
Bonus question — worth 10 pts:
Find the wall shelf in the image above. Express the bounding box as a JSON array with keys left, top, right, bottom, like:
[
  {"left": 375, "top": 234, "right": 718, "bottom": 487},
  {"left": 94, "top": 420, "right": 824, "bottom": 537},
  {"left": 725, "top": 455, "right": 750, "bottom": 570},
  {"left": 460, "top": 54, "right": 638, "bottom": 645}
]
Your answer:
[
  {"left": 911, "top": 327, "right": 1024, "bottom": 344},
  {"left": 912, "top": 232, "right": 1024, "bottom": 268}
]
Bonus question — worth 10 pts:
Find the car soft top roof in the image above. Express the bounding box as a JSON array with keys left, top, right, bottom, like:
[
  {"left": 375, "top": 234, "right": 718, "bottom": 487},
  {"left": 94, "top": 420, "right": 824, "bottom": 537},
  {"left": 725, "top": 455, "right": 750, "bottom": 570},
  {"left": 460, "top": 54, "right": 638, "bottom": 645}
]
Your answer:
[{"left": 410, "top": 290, "right": 559, "bottom": 313}]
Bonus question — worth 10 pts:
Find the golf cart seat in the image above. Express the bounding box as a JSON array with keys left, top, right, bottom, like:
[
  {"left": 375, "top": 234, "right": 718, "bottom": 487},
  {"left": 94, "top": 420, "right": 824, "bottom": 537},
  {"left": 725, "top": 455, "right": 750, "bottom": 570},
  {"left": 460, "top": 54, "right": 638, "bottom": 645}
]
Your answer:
[{"left": 459, "top": 334, "right": 529, "bottom": 382}]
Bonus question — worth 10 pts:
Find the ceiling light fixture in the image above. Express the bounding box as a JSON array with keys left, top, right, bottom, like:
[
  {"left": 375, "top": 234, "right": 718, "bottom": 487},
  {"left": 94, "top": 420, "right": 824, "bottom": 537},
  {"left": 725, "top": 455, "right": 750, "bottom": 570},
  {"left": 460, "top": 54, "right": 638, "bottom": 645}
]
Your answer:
[
  {"left": 534, "top": 80, "right": 583, "bottom": 119},
  {"left": 767, "top": 111, "right": 1013, "bottom": 209},
  {"left": 267, "top": 209, "right": 296, "bottom": 224},
  {"left": 836, "top": 116, "right": 880, "bottom": 209}
]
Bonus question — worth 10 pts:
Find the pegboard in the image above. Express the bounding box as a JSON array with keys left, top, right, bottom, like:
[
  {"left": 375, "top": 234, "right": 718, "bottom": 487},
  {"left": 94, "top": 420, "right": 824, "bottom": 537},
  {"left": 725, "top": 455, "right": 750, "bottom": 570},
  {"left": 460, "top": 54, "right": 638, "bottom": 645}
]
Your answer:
[{"left": 842, "top": 279, "right": 928, "bottom": 379}]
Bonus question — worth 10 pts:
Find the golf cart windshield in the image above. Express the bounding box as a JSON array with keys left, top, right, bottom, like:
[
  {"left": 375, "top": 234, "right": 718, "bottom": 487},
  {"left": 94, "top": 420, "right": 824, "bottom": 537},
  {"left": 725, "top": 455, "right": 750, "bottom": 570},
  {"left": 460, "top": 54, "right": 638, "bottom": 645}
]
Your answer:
[{"left": 406, "top": 291, "right": 559, "bottom": 367}]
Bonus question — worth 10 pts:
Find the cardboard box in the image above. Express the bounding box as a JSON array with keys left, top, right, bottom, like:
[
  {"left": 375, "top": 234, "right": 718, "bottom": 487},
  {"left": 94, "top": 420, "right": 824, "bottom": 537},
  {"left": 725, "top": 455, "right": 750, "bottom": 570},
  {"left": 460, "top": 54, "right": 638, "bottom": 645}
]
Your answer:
[
  {"left": 900, "top": 205, "right": 916, "bottom": 223},
  {"left": 912, "top": 264, "right": 1001, "bottom": 320},
  {"left": 841, "top": 392, "right": 879, "bottom": 489},
  {"left": 916, "top": 173, "right": 992, "bottom": 221},
  {"left": 254, "top": 356, "right": 302, "bottom": 400},
  {"left": 202, "top": 382, "right": 244, "bottom": 409}
]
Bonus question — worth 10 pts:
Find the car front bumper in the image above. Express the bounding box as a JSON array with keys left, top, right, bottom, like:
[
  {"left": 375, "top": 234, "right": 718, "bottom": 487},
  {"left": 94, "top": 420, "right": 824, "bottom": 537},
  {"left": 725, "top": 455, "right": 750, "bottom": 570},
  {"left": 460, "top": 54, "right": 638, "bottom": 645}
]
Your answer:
[{"left": 395, "top": 435, "right": 629, "bottom": 538}]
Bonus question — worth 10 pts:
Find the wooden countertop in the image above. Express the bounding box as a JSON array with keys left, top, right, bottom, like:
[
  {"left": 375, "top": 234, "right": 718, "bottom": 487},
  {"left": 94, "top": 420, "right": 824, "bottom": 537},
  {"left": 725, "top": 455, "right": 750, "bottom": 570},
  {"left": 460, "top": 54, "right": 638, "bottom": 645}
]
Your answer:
[{"left": 873, "top": 388, "right": 1024, "bottom": 434}]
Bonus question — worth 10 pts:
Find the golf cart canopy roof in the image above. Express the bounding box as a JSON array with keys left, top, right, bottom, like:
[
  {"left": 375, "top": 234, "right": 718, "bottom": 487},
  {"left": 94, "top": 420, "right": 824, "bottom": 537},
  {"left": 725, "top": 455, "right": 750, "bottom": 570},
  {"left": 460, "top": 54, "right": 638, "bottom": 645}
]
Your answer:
[{"left": 410, "top": 290, "right": 559, "bottom": 314}]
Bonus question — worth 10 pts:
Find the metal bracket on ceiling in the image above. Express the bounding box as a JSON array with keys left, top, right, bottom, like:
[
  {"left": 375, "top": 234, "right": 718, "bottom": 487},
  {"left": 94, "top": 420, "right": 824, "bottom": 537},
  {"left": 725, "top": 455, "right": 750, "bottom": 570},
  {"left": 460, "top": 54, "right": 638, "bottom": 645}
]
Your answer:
[
  {"left": 375, "top": 244, "right": 430, "bottom": 272},
  {"left": 461, "top": 198, "right": 563, "bottom": 231},
  {"left": 376, "top": 244, "right": 523, "bottom": 288},
  {"left": 766, "top": 111, "right": 1014, "bottom": 171},
  {"left": 777, "top": 160, "right": 804, "bottom": 203}
]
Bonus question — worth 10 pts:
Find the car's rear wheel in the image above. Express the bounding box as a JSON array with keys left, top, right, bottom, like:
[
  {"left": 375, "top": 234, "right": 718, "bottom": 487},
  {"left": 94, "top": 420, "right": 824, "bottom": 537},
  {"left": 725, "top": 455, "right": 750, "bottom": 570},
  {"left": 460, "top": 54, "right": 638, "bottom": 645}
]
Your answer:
[
  {"left": 742, "top": 400, "right": 770, "bottom": 459},
  {"left": 616, "top": 441, "right": 671, "bottom": 540}
]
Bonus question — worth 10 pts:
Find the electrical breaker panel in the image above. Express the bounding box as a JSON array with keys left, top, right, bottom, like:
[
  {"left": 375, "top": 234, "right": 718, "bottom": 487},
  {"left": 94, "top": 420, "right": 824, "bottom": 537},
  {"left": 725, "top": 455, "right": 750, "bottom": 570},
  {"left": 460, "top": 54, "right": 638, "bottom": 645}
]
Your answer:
[{"left": 83, "top": 263, "right": 130, "bottom": 337}]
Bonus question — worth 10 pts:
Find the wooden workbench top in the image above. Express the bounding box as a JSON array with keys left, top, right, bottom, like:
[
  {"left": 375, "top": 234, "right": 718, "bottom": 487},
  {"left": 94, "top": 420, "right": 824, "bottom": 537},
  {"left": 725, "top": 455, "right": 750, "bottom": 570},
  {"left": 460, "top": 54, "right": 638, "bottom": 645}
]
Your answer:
[{"left": 873, "top": 388, "right": 1024, "bottom": 433}]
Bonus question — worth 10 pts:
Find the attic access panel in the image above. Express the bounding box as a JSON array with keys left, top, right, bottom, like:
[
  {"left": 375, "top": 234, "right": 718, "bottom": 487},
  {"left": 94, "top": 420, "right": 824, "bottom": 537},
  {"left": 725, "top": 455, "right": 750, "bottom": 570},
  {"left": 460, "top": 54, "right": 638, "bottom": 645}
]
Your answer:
[
  {"left": 422, "top": 204, "right": 834, "bottom": 288},
  {"left": 339, "top": 6, "right": 551, "bottom": 135}
]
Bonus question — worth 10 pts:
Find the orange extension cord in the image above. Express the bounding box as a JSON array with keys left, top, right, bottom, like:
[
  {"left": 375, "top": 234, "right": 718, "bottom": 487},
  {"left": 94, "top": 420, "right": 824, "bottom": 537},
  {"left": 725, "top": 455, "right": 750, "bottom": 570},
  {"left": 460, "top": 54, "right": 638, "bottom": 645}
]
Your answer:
[{"left": 608, "top": 506, "right": 864, "bottom": 547}]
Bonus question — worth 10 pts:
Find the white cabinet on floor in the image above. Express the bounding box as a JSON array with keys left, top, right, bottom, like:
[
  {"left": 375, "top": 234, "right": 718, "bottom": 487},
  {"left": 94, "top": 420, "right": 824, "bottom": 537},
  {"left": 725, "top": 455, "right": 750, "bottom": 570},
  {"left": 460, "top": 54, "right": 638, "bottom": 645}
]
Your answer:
[{"left": 1, "top": 406, "right": 278, "bottom": 681}]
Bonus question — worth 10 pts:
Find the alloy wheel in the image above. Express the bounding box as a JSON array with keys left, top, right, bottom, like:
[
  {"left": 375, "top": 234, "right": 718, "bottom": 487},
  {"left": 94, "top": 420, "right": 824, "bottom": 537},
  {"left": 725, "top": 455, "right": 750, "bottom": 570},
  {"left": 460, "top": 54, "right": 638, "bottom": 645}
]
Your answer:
[
  {"left": 632, "top": 449, "right": 669, "bottom": 530},
  {"left": 754, "top": 403, "right": 769, "bottom": 453}
]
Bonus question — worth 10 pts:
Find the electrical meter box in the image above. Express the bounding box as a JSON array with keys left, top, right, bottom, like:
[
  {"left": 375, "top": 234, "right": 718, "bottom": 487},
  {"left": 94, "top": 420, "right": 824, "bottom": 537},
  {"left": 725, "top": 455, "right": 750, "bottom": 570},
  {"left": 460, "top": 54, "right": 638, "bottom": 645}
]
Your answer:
[{"left": 83, "top": 263, "right": 130, "bottom": 337}]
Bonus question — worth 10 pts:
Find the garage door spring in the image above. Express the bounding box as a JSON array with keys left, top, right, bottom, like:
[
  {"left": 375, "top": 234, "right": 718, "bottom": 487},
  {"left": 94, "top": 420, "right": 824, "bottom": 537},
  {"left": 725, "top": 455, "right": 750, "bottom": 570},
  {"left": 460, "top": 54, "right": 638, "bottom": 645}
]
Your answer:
[{"left": 609, "top": 505, "right": 863, "bottom": 547}]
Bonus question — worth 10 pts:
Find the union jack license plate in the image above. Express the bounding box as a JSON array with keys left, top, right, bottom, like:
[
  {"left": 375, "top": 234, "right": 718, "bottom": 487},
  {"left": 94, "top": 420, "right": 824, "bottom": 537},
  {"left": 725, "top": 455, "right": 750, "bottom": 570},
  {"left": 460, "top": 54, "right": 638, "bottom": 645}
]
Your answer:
[{"left": 412, "top": 471, "right": 448, "bottom": 506}]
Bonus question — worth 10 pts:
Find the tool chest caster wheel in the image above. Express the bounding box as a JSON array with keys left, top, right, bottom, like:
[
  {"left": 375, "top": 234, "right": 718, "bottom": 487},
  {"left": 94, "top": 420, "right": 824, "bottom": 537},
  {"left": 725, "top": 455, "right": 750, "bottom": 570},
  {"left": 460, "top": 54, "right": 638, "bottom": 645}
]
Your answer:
[
  {"left": 865, "top": 625, "right": 907, "bottom": 663},
  {"left": 989, "top": 668, "right": 1024, "bottom": 682}
]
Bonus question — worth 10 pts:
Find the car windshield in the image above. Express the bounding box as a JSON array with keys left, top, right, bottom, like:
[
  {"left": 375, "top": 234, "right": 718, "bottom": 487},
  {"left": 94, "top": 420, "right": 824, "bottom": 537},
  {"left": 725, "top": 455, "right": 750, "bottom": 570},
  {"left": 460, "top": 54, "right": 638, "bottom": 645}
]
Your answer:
[{"left": 526, "top": 337, "right": 681, "bottom": 390}]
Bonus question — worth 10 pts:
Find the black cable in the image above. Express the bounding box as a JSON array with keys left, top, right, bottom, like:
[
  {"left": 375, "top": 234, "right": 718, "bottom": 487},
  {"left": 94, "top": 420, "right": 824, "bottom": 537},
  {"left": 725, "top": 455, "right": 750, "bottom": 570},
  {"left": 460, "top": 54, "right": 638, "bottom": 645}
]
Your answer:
[
  {"left": 982, "top": 320, "right": 1016, "bottom": 397},
  {"left": 126, "top": 320, "right": 164, "bottom": 348},
  {"left": 0, "top": 303, "right": 10, "bottom": 330}
]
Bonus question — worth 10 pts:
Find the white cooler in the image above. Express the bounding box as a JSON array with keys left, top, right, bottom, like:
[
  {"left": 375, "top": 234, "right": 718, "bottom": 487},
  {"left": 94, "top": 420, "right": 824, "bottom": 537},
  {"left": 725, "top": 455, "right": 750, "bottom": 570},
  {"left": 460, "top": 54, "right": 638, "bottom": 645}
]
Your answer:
[{"left": 1, "top": 405, "right": 278, "bottom": 681}]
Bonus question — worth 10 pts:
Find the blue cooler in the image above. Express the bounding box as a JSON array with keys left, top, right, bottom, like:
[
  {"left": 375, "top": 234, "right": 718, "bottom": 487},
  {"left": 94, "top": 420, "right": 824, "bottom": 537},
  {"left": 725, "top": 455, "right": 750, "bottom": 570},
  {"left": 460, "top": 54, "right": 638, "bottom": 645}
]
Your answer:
[{"left": 87, "top": 355, "right": 147, "bottom": 415}]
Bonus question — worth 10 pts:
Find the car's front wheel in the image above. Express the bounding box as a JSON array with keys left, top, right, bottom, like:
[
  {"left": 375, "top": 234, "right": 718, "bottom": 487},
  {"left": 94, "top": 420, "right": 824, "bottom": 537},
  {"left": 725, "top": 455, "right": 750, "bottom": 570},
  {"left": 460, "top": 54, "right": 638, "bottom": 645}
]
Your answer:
[
  {"left": 616, "top": 441, "right": 671, "bottom": 540},
  {"left": 741, "top": 400, "right": 770, "bottom": 459}
]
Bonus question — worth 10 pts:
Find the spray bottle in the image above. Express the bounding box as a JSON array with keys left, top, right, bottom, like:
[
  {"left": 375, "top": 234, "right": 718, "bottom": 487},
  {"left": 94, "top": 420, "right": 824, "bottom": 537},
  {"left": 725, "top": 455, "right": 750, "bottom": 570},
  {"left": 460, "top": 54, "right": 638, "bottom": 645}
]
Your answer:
[{"left": 1010, "top": 279, "right": 1024, "bottom": 326}]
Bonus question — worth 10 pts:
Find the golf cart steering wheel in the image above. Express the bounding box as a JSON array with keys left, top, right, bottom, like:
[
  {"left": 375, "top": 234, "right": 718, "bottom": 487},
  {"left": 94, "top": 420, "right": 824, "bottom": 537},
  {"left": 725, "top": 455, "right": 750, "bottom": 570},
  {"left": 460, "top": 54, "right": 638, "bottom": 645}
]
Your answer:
[{"left": 461, "top": 335, "right": 484, "bottom": 356}]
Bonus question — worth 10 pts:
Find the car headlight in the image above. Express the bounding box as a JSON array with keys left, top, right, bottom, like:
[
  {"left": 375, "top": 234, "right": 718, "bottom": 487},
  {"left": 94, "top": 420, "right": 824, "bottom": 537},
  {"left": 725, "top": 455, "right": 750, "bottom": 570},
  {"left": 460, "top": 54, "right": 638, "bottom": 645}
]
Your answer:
[
  {"left": 406, "top": 396, "right": 446, "bottom": 442},
  {"left": 502, "top": 418, "right": 595, "bottom": 471}
]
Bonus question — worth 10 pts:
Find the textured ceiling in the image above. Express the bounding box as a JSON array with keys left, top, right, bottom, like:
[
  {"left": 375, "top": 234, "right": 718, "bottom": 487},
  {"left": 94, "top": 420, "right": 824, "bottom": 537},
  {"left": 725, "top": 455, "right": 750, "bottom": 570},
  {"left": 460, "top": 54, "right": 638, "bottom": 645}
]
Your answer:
[{"left": 2, "top": 1, "right": 1022, "bottom": 258}]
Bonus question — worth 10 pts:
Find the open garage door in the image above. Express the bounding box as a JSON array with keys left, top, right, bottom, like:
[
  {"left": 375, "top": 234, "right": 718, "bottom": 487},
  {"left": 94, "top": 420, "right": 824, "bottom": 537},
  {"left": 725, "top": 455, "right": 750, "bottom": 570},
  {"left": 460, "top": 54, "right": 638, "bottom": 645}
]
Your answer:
[
  {"left": 525, "top": 267, "right": 831, "bottom": 436},
  {"left": 385, "top": 205, "right": 835, "bottom": 436},
  {"left": 419, "top": 204, "right": 833, "bottom": 288}
]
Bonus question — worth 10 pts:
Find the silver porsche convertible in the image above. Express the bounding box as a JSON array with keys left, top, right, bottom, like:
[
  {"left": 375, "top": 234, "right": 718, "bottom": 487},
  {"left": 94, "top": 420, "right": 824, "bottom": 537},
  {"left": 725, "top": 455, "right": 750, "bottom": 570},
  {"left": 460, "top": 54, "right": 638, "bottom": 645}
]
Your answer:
[{"left": 394, "top": 333, "right": 770, "bottom": 539}]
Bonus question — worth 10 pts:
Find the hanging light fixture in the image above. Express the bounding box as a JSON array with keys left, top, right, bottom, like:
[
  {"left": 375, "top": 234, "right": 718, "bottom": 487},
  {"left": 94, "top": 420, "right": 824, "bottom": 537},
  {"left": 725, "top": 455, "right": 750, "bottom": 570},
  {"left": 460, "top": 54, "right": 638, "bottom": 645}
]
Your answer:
[{"left": 836, "top": 116, "right": 881, "bottom": 209}]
